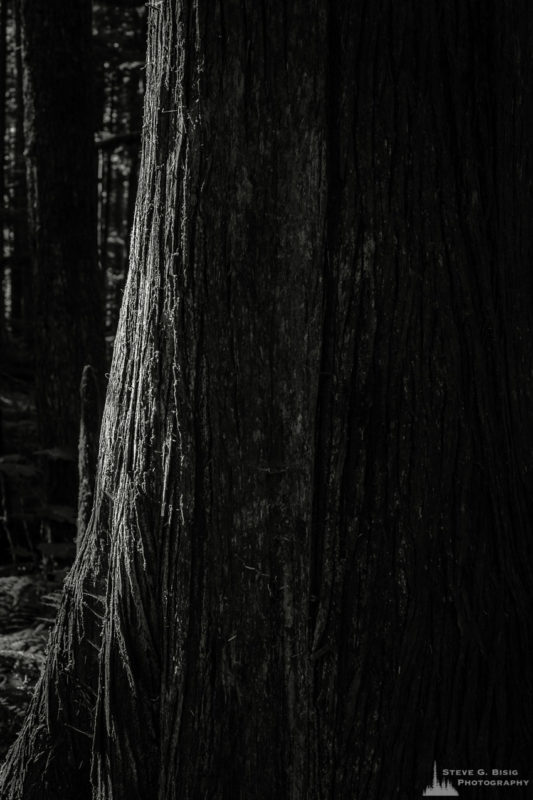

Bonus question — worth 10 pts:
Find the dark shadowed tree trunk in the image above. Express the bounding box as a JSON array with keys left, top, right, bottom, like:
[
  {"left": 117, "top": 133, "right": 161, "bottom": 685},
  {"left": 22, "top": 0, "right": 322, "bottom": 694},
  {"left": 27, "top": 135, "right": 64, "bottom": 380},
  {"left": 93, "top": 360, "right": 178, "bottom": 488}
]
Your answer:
[
  {"left": 20, "top": 0, "right": 105, "bottom": 451},
  {"left": 9, "top": 0, "right": 31, "bottom": 335},
  {"left": 0, "top": 0, "right": 7, "bottom": 344},
  {"left": 1, "top": 2, "right": 532, "bottom": 798}
]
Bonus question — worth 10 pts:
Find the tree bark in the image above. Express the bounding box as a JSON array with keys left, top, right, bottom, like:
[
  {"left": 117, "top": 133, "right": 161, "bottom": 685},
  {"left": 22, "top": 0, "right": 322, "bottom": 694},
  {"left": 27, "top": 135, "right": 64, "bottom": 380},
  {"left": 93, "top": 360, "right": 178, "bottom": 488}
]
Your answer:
[
  {"left": 0, "top": 0, "right": 7, "bottom": 344},
  {"left": 77, "top": 365, "right": 102, "bottom": 547},
  {"left": 10, "top": 0, "right": 31, "bottom": 334},
  {"left": 2, "top": 2, "right": 533, "bottom": 799},
  {"left": 20, "top": 0, "right": 105, "bottom": 451}
]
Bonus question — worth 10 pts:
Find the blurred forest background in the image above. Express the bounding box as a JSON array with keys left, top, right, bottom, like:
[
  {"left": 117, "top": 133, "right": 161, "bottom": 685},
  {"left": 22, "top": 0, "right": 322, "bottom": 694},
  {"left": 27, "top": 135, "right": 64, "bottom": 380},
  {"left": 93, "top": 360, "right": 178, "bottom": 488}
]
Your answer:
[{"left": 0, "top": 0, "right": 146, "bottom": 754}]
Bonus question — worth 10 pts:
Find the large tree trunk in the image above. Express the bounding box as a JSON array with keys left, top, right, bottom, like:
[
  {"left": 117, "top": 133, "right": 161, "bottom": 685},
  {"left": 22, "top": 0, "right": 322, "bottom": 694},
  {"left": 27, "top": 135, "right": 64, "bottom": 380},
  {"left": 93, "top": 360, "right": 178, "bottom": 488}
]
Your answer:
[
  {"left": 20, "top": 0, "right": 105, "bottom": 451},
  {"left": 1, "top": 2, "right": 532, "bottom": 798}
]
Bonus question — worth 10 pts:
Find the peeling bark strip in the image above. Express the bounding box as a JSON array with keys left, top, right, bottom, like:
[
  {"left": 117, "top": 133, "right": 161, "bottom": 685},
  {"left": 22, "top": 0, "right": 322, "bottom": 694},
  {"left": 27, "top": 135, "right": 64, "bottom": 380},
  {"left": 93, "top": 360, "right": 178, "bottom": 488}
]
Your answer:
[
  {"left": 78, "top": 365, "right": 103, "bottom": 546},
  {"left": 2, "top": 1, "right": 533, "bottom": 798}
]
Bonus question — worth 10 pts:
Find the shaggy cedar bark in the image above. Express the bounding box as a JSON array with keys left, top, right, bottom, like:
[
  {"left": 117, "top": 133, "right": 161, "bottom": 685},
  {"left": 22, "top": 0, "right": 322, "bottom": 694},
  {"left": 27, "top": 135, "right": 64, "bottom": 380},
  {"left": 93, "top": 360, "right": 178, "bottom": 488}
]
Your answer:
[
  {"left": 2, "top": 2, "right": 533, "bottom": 799},
  {"left": 20, "top": 0, "right": 105, "bottom": 450},
  {"left": 77, "top": 365, "right": 103, "bottom": 546}
]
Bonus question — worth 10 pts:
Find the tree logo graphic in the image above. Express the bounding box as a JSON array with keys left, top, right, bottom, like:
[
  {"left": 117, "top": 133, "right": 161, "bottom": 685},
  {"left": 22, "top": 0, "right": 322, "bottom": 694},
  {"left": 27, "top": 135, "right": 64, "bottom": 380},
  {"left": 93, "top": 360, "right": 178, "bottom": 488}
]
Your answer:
[{"left": 423, "top": 763, "right": 459, "bottom": 797}]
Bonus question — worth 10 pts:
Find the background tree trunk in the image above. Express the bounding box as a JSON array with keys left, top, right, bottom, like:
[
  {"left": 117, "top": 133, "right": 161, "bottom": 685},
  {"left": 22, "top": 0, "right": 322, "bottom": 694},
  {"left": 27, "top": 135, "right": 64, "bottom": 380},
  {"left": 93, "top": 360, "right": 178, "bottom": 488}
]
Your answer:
[
  {"left": 0, "top": 0, "right": 7, "bottom": 345},
  {"left": 1, "top": 2, "right": 532, "bottom": 799},
  {"left": 20, "top": 0, "right": 105, "bottom": 452},
  {"left": 10, "top": 0, "right": 31, "bottom": 336}
]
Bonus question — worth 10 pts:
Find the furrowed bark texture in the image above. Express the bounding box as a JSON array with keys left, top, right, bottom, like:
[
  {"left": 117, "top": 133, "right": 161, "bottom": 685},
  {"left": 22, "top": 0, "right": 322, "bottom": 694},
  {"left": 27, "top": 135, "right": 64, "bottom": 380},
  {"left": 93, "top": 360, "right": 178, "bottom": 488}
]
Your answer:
[
  {"left": 20, "top": 0, "right": 105, "bottom": 449},
  {"left": 2, "top": 2, "right": 533, "bottom": 799}
]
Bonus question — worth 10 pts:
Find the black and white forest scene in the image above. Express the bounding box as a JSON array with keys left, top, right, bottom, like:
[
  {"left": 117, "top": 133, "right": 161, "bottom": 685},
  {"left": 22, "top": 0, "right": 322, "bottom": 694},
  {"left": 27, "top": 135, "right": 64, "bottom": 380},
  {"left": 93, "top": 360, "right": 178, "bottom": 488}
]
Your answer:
[{"left": 0, "top": 1, "right": 532, "bottom": 798}]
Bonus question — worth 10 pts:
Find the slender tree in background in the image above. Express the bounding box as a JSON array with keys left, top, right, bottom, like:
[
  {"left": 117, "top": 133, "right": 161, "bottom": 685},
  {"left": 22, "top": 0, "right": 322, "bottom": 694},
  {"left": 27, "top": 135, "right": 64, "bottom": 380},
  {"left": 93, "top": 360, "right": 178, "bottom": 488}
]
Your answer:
[
  {"left": 93, "top": 0, "right": 145, "bottom": 342},
  {"left": 0, "top": 0, "right": 7, "bottom": 345},
  {"left": 0, "top": 0, "right": 145, "bottom": 585},
  {"left": 2, "top": 2, "right": 533, "bottom": 798},
  {"left": 9, "top": 0, "right": 31, "bottom": 333},
  {"left": 19, "top": 0, "right": 105, "bottom": 453}
]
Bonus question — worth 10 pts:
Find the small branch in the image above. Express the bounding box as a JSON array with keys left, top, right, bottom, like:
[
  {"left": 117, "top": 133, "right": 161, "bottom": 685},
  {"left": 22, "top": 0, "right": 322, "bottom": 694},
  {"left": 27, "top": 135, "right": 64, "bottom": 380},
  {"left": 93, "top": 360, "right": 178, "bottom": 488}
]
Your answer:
[
  {"left": 95, "top": 131, "right": 141, "bottom": 151},
  {"left": 64, "top": 723, "right": 92, "bottom": 739}
]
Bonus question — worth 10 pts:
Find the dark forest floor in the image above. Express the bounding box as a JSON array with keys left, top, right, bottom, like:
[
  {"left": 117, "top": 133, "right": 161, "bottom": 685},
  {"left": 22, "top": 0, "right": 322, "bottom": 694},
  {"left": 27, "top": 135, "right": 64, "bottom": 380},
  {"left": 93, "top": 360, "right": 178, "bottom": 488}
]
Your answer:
[{"left": 0, "top": 335, "right": 71, "bottom": 757}]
